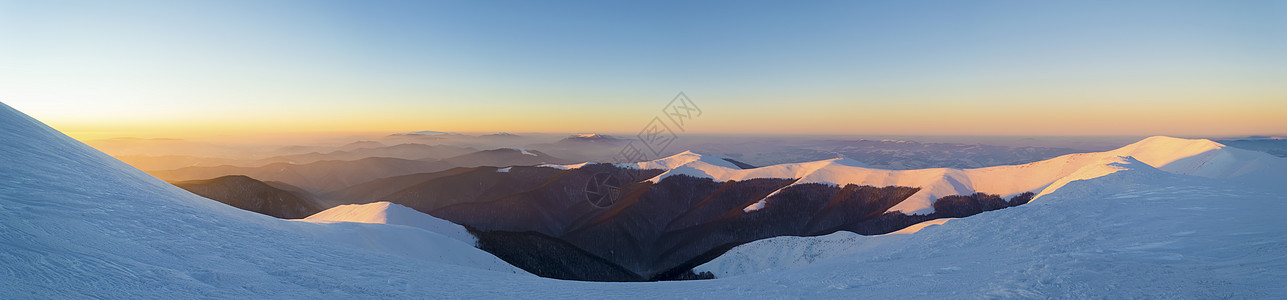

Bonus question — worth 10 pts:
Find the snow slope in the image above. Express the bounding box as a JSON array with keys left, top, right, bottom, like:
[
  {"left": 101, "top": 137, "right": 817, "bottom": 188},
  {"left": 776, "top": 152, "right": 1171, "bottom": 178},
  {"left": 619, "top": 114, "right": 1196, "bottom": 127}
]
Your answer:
[
  {"left": 0, "top": 102, "right": 531, "bottom": 298},
  {"left": 696, "top": 156, "right": 1287, "bottom": 298},
  {"left": 694, "top": 231, "right": 906, "bottom": 277},
  {"left": 886, "top": 217, "right": 955, "bottom": 235},
  {"left": 697, "top": 156, "right": 1148, "bottom": 277},
  {"left": 304, "top": 201, "right": 476, "bottom": 245},
  {"left": 546, "top": 137, "right": 1287, "bottom": 214},
  {"left": 3, "top": 100, "right": 1284, "bottom": 298}
]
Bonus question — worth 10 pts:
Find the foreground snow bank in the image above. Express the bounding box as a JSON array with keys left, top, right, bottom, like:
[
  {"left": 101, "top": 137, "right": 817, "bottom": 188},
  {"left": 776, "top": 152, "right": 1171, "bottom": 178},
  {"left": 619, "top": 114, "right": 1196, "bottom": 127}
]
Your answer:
[{"left": 0, "top": 103, "right": 528, "bottom": 298}]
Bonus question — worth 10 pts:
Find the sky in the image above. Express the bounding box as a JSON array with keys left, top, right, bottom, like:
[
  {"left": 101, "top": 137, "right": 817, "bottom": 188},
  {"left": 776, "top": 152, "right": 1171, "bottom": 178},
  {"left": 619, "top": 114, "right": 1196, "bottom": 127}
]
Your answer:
[{"left": 1, "top": 0, "right": 1284, "bottom": 140}]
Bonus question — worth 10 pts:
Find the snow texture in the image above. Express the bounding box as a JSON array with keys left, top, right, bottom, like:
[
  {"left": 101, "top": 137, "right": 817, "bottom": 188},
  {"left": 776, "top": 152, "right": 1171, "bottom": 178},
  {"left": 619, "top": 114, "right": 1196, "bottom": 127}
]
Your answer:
[
  {"left": 3, "top": 101, "right": 1285, "bottom": 298},
  {"left": 885, "top": 218, "right": 955, "bottom": 235},
  {"left": 742, "top": 199, "right": 767, "bottom": 212},
  {"left": 697, "top": 154, "right": 1287, "bottom": 298},
  {"left": 303, "top": 201, "right": 477, "bottom": 245}
]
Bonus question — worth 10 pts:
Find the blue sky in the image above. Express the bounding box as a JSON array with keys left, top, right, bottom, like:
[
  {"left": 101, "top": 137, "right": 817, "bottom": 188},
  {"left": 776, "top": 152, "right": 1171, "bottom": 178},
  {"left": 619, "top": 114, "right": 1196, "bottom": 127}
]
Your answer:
[{"left": 1, "top": 0, "right": 1283, "bottom": 138}]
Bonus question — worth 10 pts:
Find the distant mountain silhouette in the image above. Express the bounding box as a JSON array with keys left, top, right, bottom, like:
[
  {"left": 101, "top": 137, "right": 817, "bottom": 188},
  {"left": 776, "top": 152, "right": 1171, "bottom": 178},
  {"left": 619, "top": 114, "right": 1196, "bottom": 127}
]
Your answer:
[
  {"left": 112, "top": 143, "right": 476, "bottom": 171},
  {"left": 154, "top": 157, "right": 452, "bottom": 194},
  {"left": 441, "top": 148, "right": 572, "bottom": 167},
  {"left": 687, "top": 139, "right": 1084, "bottom": 169},
  {"left": 481, "top": 132, "right": 522, "bottom": 138},
  {"left": 265, "top": 143, "right": 477, "bottom": 165},
  {"left": 526, "top": 134, "right": 630, "bottom": 161},
  {"left": 153, "top": 149, "right": 575, "bottom": 195},
  {"left": 392, "top": 130, "right": 459, "bottom": 136},
  {"left": 322, "top": 168, "right": 481, "bottom": 207},
  {"left": 84, "top": 137, "right": 237, "bottom": 157},
  {"left": 338, "top": 140, "right": 386, "bottom": 151},
  {"left": 113, "top": 155, "right": 240, "bottom": 171},
  {"left": 171, "top": 175, "right": 324, "bottom": 219},
  {"left": 558, "top": 134, "right": 624, "bottom": 144}
]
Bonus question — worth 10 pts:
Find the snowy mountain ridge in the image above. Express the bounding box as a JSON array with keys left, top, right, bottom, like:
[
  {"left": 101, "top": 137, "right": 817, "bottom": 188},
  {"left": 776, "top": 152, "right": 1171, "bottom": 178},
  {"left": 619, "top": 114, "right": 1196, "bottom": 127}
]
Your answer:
[
  {"left": 545, "top": 136, "right": 1285, "bottom": 214},
  {"left": 696, "top": 152, "right": 1287, "bottom": 299}
]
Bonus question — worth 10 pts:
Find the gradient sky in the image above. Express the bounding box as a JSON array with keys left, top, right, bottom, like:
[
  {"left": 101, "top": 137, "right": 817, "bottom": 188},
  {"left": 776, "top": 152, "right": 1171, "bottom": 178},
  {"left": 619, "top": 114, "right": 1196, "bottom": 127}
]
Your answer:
[{"left": 1, "top": 0, "right": 1284, "bottom": 140}]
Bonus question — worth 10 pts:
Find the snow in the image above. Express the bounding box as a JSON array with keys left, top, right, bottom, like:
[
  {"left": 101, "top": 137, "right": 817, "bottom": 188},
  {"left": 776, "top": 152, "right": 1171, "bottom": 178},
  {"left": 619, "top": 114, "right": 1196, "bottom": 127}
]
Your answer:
[
  {"left": 303, "top": 201, "right": 477, "bottom": 245},
  {"left": 694, "top": 231, "right": 900, "bottom": 277},
  {"left": 542, "top": 137, "right": 1287, "bottom": 215},
  {"left": 543, "top": 150, "right": 742, "bottom": 177},
  {"left": 694, "top": 217, "right": 955, "bottom": 276},
  {"left": 0, "top": 102, "right": 541, "bottom": 298},
  {"left": 4, "top": 100, "right": 1285, "bottom": 298},
  {"left": 742, "top": 199, "right": 767, "bottom": 212},
  {"left": 697, "top": 157, "right": 1287, "bottom": 298},
  {"left": 1034, "top": 155, "right": 1140, "bottom": 199},
  {"left": 538, "top": 162, "right": 588, "bottom": 170},
  {"left": 885, "top": 218, "right": 955, "bottom": 235},
  {"left": 496, "top": 167, "right": 511, "bottom": 172}
]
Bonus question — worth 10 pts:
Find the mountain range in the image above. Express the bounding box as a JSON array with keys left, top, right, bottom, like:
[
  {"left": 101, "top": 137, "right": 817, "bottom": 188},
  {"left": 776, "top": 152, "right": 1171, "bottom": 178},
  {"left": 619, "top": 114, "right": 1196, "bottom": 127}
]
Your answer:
[
  {"left": 324, "top": 134, "right": 1283, "bottom": 281},
  {"left": 170, "top": 175, "right": 325, "bottom": 219},
  {"left": 685, "top": 139, "right": 1088, "bottom": 169},
  {"left": 149, "top": 148, "right": 573, "bottom": 194},
  {"left": 2, "top": 101, "right": 1284, "bottom": 298}
]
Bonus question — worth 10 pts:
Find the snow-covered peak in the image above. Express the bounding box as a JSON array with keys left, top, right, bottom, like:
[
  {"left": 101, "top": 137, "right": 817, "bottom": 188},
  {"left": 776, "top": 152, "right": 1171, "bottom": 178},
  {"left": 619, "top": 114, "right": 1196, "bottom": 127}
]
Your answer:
[
  {"left": 539, "top": 150, "right": 739, "bottom": 173},
  {"left": 1109, "top": 136, "right": 1223, "bottom": 164},
  {"left": 536, "top": 136, "right": 1286, "bottom": 215},
  {"left": 1128, "top": 135, "right": 1224, "bottom": 148},
  {"left": 637, "top": 150, "right": 739, "bottom": 169},
  {"left": 1099, "top": 136, "right": 1287, "bottom": 180},
  {"left": 623, "top": 151, "right": 746, "bottom": 182},
  {"left": 558, "top": 133, "right": 623, "bottom": 143},
  {"left": 304, "top": 202, "right": 476, "bottom": 245}
]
